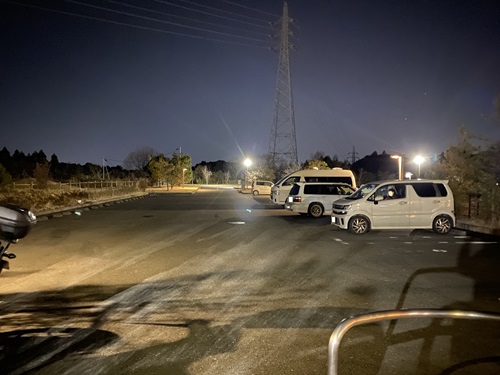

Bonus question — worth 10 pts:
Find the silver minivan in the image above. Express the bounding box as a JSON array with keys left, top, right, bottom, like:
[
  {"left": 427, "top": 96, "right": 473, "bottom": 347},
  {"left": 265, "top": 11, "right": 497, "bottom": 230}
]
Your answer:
[
  {"left": 331, "top": 180, "right": 455, "bottom": 234},
  {"left": 285, "top": 182, "right": 355, "bottom": 217},
  {"left": 251, "top": 180, "right": 273, "bottom": 196}
]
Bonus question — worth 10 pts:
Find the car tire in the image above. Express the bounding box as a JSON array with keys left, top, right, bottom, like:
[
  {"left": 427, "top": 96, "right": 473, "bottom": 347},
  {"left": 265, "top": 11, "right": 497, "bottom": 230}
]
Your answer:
[
  {"left": 252, "top": 190, "right": 259, "bottom": 196},
  {"left": 432, "top": 215, "right": 453, "bottom": 234},
  {"left": 308, "top": 203, "right": 324, "bottom": 218},
  {"left": 349, "top": 216, "right": 370, "bottom": 234}
]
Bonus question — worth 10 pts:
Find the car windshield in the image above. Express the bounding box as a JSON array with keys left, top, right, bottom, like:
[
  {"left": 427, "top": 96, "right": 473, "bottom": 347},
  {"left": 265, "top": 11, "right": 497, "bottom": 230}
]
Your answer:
[
  {"left": 338, "top": 185, "right": 355, "bottom": 195},
  {"left": 345, "top": 183, "right": 378, "bottom": 200}
]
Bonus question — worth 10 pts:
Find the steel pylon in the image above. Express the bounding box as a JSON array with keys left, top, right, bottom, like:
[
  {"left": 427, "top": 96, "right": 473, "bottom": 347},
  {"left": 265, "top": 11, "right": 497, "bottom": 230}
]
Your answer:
[{"left": 269, "top": 2, "right": 298, "bottom": 169}]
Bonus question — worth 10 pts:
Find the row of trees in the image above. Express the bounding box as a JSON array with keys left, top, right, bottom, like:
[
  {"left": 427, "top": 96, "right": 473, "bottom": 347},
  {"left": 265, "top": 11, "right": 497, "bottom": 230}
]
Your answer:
[
  {"left": 428, "top": 128, "right": 500, "bottom": 221},
  {"left": 0, "top": 148, "right": 129, "bottom": 185}
]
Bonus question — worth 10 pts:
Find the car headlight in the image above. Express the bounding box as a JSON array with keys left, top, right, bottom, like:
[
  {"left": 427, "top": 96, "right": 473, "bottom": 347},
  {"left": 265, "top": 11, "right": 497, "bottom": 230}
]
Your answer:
[{"left": 333, "top": 204, "right": 351, "bottom": 212}]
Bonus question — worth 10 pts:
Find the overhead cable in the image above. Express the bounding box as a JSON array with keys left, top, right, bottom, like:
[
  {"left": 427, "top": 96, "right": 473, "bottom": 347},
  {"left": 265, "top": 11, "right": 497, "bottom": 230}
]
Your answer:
[
  {"left": 3, "top": 0, "right": 274, "bottom": 48},
  {"left": 101, "top": 0, "right": 271, "bottom": 37},
  {"left": 60, "top": 0, "right": 272, "bottom": 44},
  {"left": 151, "top": 0, "right": 271, "bottom": 30},
  {"left": 219, "top": 0, "right": 280, "bottom": 18}
]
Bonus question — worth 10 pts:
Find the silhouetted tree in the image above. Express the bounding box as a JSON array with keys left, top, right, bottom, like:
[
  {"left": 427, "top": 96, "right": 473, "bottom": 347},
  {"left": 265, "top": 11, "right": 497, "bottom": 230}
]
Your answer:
[
  {"left": 124, "top": 147, "right": 158, "bottom": 176},
  {"left": 49, "top": 154, "right": 61, "bottom": 180},
  {"left": 34, "top": 162, "right": 50, "bottom": 189},
  {"left": 148, "top": 154, "right": 172, "bottom": 187},
  {"left": 352, "top": 151, "right": 398, "bottom": 181},
  {"left": 0, "top": 163, "right": 12, "bottom": 188},
  {"left": 429, "top": 127, "right": 500, "bottom": 220}
]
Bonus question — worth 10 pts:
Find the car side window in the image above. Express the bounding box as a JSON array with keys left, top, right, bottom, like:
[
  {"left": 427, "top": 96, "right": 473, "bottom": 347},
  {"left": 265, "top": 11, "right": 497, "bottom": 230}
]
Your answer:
[
  {"left": 283, "top": 177, "right": 300, "bottom": 186},
  {"left": 373, "top": 184, "right": 406, "bottom": 200},
  {"left": 289, "top": 184, "right": 300, "bottom": 195},
  {"left": 324, "top": 185, "right": 339, "bottom": 195},
  {"left": 304, "top": 185, "right": 320, "bottom": 194},
  {"left": 435, "top": 183, "right": 448, "bottom": 197},
  {"left": 411, "top": 183, "right": 439, "bottom": 197},
  {"left": 394, "top": 184, "right": 406, "bottom": 198}
]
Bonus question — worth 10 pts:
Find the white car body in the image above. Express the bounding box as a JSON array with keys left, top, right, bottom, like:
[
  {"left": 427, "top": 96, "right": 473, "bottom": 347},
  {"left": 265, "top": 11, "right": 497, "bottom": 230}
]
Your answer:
[
  {"left": 285, "top": 182, "right": 355, "bottom": 217},
  {"left": 251, "top": 180, "right": 273, "bottom": 196},
  {"left": 271, "top": 168, "right": 356, "bottom": 205},
  {"left": 331, "top": 180, "right": 455, "bottom": 234}
]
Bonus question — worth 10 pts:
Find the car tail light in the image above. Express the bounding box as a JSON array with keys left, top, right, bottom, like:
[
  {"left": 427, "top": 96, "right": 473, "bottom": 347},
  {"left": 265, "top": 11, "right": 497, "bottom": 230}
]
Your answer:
[{"left": 293, "top": 196, "right": 302, "bottom": 203}]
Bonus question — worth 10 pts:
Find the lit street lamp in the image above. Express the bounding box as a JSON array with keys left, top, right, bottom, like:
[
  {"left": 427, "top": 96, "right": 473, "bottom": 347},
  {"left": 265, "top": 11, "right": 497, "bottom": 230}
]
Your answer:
[
  {"left": 243, "top": 158, "right": 252, "bottom": 189},
  {"left": 182, "top": 168, "right": 187, "bottom": 185},
  {"left": 390, "top": 154, "right": 403, "bottom": 180},
  {"left": 413, "top": 155, "right": 425, "bottom": 178}
]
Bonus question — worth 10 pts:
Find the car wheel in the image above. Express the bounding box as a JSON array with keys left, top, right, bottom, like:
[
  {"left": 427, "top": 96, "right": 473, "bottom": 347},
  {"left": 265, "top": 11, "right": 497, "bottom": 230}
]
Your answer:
[
  {"left": 308, "top": 203, "right": 324, "bottom": 218},
  {"left": 252, "top": 190, "right": 259, "bottom": 196},
  {"left": 432, "top": 215, "right": 453, "bottom": 234},
  {"left": 349, "top": 216, "right": 370, "bottom": 234}
]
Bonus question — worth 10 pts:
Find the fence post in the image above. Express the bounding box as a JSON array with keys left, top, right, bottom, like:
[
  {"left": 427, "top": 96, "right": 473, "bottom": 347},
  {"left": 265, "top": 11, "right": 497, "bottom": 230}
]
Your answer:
[{"left": 468, "top": 194, "right": 472, "bottom": 218}]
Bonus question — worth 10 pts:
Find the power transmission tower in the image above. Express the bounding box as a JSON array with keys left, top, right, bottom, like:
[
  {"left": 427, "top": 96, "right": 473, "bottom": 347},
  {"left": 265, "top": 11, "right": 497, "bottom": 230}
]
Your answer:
[
  {"left": 268, "top": 2, "right": 298, "bottom": 169},
  {"left": 348, "top": 146, "right": 359, "bottom": 164}
]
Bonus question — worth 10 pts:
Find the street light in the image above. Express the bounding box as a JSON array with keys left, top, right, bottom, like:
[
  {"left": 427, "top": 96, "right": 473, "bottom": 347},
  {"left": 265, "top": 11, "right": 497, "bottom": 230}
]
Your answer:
[
  {"left": 413, "top": 155, "right": 425, "bottom": 179},
  {"left": 243, "top": 158, "right": 252, "bottom": 189},
  {"left": 390, "top": 154, "right": 403, "bottom": 180},
  {"left": 182, "top": 168, "right": 187, "bottom": 185}
]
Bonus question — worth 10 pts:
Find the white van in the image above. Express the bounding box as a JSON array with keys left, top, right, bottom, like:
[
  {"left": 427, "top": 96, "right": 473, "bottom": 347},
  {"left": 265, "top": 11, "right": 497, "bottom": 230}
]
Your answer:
[
  {"left": 331, "top": 180, "right": 455, "bottom": 234},
  {"left": 285, "top": 182, "right": 355, "bottom": 217},
  {"left": 271, "top": 168, "right": 356, "bottom": 205},
  {"left": 251, "top": 180, "right": 273, "bottom": 196}
]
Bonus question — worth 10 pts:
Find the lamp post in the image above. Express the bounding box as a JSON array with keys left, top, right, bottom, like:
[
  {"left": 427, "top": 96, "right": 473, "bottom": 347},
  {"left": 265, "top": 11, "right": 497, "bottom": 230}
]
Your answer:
[
  {"left": 413, "top": 155, "right": 425, "bottom": 179},
  {"left": 182, "top": 168, "right": 187, "bottom": 185},
  {"left": 390, "top": 154, "right": 403, "bottom": 180},
  {"left": 243, "top": 158, "right": 252, "bottom": 189}
]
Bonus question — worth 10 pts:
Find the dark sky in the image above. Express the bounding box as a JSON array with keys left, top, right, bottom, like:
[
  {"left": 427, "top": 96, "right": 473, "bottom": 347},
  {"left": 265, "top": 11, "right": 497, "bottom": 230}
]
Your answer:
[{"left": 1, "top": 0, "right": 500, "bottom": 167}]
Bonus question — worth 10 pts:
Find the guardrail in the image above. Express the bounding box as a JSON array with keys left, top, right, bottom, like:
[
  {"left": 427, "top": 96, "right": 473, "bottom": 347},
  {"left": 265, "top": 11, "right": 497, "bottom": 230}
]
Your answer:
[
  {"left": 328, "top": 309, "right": 500, "bottom": 375},
  {"left": 11, "top": 180, "right": 137, "bottom": 190}
]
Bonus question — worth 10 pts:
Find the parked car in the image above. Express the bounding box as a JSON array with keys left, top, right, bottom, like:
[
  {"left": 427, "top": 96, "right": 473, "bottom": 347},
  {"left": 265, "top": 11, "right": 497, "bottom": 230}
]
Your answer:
[
  {"left": 251, "top": 180, "right": 273, "bottom": 196},
  {"left": 271, "top": 168, "right": 356, "bottom": 205},
  {"left": 331, "top": 179, "right": 455, "bottom": 234},
  {"left": 285, "top": 182, "right": 355, "bottom": 218}
]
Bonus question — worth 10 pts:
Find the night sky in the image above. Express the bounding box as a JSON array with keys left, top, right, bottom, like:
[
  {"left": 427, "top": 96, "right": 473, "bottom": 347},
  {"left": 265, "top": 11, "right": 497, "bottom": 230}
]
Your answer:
[{"left": 1, "top": 0, "right": 500, "bottom": 167}]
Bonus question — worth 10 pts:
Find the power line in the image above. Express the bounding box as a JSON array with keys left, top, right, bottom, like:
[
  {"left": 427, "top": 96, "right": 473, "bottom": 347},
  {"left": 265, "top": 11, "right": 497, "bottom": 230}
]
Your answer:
[
  {"left": 101, "top": 0, "right": 271, "bottom": 38},
  {"left": 3, "top": 0, "right": 274, "bottom": 48},
  {"left": 219, "top": 0, "right": 280, "bottom": 18},
  {"left": 151, "top": 0, "right": 272, "bottom": 30},
  {"left": 60, "top": 0, "right": 273, "bottom": 44},
  {"left": 176, "top": 0, "right": 274, "bottom": 24}
]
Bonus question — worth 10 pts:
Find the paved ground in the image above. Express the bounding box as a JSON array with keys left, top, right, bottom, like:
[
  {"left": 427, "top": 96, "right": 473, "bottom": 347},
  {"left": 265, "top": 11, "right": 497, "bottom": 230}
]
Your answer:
[{"left": 1, "top": 188, "right": 498, "bottom": 374}]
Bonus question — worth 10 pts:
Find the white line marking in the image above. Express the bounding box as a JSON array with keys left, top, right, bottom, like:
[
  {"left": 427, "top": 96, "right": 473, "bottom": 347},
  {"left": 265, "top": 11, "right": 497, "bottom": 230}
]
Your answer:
[{"left": 455, "top": 241, "right": 497, "bottom": 245}]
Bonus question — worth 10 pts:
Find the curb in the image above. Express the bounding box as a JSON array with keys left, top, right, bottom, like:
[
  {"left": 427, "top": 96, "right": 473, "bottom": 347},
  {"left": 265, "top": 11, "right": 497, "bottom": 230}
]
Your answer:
[
  {"left": 454, "top": 221, "right": 500, "bottom": 238},
  {"left": 34, "top": 192, "right": 150, "bottom": 219}
]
